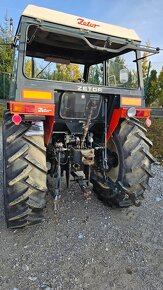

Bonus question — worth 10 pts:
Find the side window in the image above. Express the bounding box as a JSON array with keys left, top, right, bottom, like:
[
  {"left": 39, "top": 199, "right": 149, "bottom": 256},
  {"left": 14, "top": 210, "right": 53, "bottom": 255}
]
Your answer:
[{"left": 107, "top": 52, "right": 138, "bottom": 89}]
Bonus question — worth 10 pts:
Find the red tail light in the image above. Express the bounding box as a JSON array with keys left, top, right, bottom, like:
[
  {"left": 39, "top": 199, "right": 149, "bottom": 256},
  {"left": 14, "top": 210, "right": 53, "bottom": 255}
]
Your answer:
[
  {"left": 136, "top": 109, "right": 151, "bottom": 118},
  {"left": 24, "top": 105, "right": 35, "bottom": 113}
]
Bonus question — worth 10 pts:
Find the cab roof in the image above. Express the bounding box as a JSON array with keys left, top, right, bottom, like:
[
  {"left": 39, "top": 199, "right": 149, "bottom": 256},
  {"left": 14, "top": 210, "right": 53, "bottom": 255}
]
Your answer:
[{"left": 22, "top": 5, "right": 141, "bottom": 42}]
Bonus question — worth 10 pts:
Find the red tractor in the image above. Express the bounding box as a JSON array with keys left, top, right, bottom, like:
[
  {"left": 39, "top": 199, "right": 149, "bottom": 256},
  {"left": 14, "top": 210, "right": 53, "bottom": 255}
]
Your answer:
[{"left": 3, "top": 5, "right": 162, "bottom": 228}]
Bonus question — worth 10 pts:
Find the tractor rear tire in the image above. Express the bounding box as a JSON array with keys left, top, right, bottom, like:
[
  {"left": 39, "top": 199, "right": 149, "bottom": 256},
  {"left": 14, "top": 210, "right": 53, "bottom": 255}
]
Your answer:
[
  {"left": 92, "top": 119, "right": 155, "bottom": 207},
  {"left": 3, "top": 110, "right": 47, "bottom": 228}
]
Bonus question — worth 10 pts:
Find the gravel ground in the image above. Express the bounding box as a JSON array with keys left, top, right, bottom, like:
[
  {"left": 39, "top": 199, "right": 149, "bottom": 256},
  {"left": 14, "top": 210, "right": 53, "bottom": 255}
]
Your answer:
[{"left": 0, "top": 127, "right": 163, "bottom": 290}]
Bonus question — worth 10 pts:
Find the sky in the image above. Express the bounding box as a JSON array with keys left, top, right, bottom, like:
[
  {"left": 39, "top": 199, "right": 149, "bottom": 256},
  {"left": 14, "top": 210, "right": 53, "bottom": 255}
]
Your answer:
[{"left": 0, "top": 0, "right": 162, "bottom": 71}]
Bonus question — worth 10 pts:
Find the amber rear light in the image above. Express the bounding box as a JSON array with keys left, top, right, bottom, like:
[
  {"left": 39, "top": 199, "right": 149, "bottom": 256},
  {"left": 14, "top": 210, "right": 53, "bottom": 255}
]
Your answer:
[
  {"left": 12, "top": 104, "right": 35, "bottom": 113},
  {"left": 12, "top": 103, "right": 25, "bottom": 113}
]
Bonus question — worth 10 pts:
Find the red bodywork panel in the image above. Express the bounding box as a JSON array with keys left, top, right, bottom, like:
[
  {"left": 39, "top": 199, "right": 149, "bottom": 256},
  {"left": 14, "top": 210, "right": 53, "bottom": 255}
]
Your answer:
[
  {"left": 8, "top": 101, "right": 152, "bottom": 145},
  {"left": 44, "top": 116, "right": 54, "bottom": 146},
  {"left": 9, "top": 101, "right": 55, "bottom": 146},
  {"left": 107, "top": 108, "right": 151, "bottom": 141}
]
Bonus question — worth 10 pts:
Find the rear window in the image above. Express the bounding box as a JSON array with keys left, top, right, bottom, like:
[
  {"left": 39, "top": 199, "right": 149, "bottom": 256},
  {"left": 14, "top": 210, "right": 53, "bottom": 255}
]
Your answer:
[
  {"left": 60, "top": 92, "right": 101, "bottom": 119},
  {"left": 24, "top": 56, "right": 84, "bottom": 82}
]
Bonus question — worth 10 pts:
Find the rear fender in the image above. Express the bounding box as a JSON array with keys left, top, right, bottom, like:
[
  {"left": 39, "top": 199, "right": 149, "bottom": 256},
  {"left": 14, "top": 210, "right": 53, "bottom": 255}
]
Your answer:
[
  {"left": 107, "top": 108, "right": 151, "bottom": 141},
  {"left": 8, "top": 101, "right": 55, "bottom": 146}
]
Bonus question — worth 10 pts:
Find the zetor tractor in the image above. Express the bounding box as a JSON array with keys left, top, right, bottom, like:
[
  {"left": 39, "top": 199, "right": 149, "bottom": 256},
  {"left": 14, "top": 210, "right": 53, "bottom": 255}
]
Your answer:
[{"left": 3, "top": 5, "right": 162, "bottom": 228}]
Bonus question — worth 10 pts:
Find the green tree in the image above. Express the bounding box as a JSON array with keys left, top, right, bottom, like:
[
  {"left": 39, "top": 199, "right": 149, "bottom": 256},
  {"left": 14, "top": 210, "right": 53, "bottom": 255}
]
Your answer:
[
  {"left": 141, "top": 41, "right": 151, "bottom": 79},
  {"left": 158, "top": 68, "right": 163, "bottom": 107},
  {"left": 158, "top": 90, "right": 163, "bottom": 107},
  {"left": 55, "top": 63, "right": 82, "bottom": 81},
  {"left": 142, "top": 52, "right": 149, "bottom": 79},
  {"left": 24, "top": 58, "right": 32, "bottom": 78},
  {"left": 158, "top": 67, "right": 163, "bottom": 89},
  {"left": 0, "top": 17, "right": 14, "bottom": 98},
  {"left": 88, "top": 64, "right": 103, "bottom": 85},
  {"left": 146, "top": 69, "right": 160, "bottom": 106},
  {"left": 24, "top": 58, "right": 40, "bottom": 78}
]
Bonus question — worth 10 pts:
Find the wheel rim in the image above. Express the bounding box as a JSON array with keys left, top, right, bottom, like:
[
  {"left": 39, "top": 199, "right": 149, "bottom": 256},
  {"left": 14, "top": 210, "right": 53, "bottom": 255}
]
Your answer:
[{"left": 106, "top": 138, "right": 119, "bottom": 182}]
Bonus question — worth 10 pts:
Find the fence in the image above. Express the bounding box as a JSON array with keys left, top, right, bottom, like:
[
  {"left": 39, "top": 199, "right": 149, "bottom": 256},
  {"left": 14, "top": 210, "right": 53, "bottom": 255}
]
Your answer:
[{"left": 0, "top": 72, "right": 10, "bottom": 99}]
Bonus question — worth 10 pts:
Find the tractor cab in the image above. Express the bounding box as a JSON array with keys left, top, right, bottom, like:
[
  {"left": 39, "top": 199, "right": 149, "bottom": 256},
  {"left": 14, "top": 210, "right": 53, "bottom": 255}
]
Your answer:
[{"left": 10, "top": 5, "right": 155, "bottom": 104}]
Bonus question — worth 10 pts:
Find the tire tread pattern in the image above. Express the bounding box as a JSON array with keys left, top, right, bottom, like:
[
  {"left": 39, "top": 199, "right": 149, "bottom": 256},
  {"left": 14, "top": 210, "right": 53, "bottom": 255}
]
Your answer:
[
  {"left": 92, "top": 120, "right": 154, "bottom": 207},
  {"left": 3, "top": 111, "right": 47, "bottom": 228}
]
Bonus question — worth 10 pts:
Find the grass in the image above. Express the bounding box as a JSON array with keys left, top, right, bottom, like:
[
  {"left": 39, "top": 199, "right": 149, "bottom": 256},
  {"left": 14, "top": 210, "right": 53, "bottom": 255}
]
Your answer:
[
  {"left": 0, "top": 102, "right": 162, "bottom": 162},
  {"left": 145, "top": 119, "right": 163, "bottom": 164},
  {"left": 0, "top": 103, "right": 6, "bottom": 124}
]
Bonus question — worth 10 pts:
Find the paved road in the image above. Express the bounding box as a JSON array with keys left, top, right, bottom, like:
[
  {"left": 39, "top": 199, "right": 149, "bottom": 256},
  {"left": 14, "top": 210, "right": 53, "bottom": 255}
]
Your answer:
[{"left": 0, "top": 127, "right": 162, "bottom": 290}]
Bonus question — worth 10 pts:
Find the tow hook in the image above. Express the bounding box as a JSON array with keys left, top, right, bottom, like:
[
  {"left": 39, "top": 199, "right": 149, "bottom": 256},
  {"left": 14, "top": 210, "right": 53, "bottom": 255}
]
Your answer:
[{"left": 118, "top": 182, "right": 141, "bottom": 207}]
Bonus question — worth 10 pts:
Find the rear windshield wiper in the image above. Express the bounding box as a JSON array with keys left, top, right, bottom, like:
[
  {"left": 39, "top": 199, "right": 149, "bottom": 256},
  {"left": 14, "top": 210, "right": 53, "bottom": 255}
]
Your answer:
[{"left": 35, "top": 62, "right": 51, "bottom": 78}]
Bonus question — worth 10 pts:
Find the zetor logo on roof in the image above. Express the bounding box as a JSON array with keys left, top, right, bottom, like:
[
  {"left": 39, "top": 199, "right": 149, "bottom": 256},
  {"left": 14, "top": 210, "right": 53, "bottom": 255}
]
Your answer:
[{"left": 77, "top": 18, "right": 100, "bottom": 28}]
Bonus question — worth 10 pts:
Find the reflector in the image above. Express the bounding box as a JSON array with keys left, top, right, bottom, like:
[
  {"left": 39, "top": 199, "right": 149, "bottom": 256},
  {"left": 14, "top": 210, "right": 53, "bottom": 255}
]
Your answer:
[
  {"left": 12, "top": 114, "right": 22, "bottom": 125},
  {"left": 146, "top": 118, "right": 151, "bottom": 127},
  {"left": 121, "top": 97, "right": 142, "bottom": 106},
  {"left": 22, "top": 90, "right": 52, "bottom": 100}
]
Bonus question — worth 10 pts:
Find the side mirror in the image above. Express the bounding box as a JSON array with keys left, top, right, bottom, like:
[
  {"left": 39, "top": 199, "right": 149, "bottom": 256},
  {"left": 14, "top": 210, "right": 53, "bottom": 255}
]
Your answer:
[{"left": 120, "top": 68, "right": 129, "bottom": 84}]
